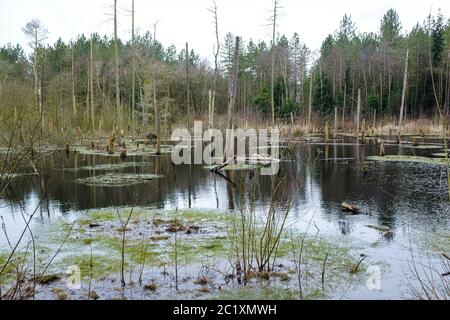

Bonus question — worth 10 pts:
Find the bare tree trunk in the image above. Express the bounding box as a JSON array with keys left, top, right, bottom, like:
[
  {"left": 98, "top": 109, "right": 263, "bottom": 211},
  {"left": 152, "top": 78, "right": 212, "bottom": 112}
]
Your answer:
[
  {"left": 90, "top": 37, "right": 95, "bottom": 132},
  {"left": 40, "top": 48, "right": 45, "bottom": 135},
  {"left": 356, "top": 89, "right": 361, "bottom": 134},
  {"left": 33, "top": 36, "right": 40, "bottom": 125},
  {"left": 227, "top": 37, "right": 241, "bottom": 131},
  {"left": 154, "top": 80, "right": 161, "bottom": 155},
  {"left": 379, "top": 73, "right": 383, "bottom": 118},
  {"left": 373, "top": 108, "right": 377, "bottom": 134},
  {"left": 398, "top": 49, "right": 409, "bottom": 144},
  {"left": 71, "top": 46, "right": 76, "bottom": 118},
  {"left": 342, "top": 83, "right": 346, "bottom": 131},
  {"left": 131, "top": 0, "right": 136, "bottom": 132},
  {"left": 270, "top": 0, "right": 279, "bottom": 127},
  {"left": 225, "top": 37, "right": 241, "bottom": 160},
  {"left": 209, "top": 1, "right": 220, "bottom": 129},
  {"left": 387, "top": 64, "right": 392, "bottom": 114},
  {"left": 307, "top": 71, "right": 314, "bottom": 133},
  {"left": 185, "top": 42, "right": 190, "bottom": 129},
  {"left": 165, "top": 82, "right": 170, "bottom": 136},
  {"left": 428, "top": 21, "right": 449, "bottom": 200},
  {"left": 59, "top": 56, "right": 64, "bottom": 130},
  {"left": 208, "top": 89, "right": 212, "bottom": 127},
  {"left": 334, "top": 106, "right": 338, "bottom": 139},
  {"left": 114, "top": 0, "right": 121, "bottom": 146}
]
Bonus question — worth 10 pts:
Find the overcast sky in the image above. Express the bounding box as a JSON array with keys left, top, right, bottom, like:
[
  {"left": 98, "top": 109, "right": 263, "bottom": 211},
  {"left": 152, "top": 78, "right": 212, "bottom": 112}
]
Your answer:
[{"left": 1, "top": 0, "right": 449, "bottom": 61}]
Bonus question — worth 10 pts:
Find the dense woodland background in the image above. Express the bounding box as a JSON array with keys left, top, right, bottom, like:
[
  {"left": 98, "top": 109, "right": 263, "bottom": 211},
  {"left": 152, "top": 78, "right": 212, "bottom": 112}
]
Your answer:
[{"left": 1, "top": 7, "right": 450, "bottom": 140}]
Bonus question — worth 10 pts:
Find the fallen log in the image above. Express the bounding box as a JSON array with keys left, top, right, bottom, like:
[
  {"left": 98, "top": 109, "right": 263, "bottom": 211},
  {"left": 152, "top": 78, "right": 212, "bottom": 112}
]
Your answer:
[{"left": 210, "top": 157, "right": 236, "bottom": 173}]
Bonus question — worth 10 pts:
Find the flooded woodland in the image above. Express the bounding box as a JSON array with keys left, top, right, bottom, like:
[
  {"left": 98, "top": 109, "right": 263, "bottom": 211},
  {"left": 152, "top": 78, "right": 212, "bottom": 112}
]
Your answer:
[
  {"left": 1, "top": 133, "right": 448, "bottom": 300},
  {"left": 0, "top": 0, "right": 449, "bottom": 301}
]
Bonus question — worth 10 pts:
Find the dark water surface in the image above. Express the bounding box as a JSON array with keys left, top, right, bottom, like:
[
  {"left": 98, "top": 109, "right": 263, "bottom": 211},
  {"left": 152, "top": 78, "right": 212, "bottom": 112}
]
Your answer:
[{"left": 1, "top": 137, "right": 449, "bottom": 299}]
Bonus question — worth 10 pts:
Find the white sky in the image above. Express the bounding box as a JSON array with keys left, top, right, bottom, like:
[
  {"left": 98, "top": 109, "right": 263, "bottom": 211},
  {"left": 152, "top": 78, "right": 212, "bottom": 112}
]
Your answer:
[{"left": 1, "top": 0, "right": 449, "bottom": 62}]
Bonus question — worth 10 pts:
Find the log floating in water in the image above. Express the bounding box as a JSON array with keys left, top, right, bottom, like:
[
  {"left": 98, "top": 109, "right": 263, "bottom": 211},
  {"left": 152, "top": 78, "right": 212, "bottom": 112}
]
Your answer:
[
  {"left": 341, "top": 202, "right": 360, "bottom": 214},
  {"left": 366, "top": 225, "right": 391, "bottom": 233}
]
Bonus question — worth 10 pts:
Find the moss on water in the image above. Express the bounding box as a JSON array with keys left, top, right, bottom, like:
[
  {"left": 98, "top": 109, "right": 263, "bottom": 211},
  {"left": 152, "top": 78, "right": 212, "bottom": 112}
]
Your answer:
[
  {"left": 57, "top": 253, "right": 122, "bottom": 280},
  {"left": 63, "top": 162, "right": 150, "bottom": 172},
  {"left": 415, "top": 231, "right": 450, "bottom": 255},
  {"left": 213, "top": 286, "right": 297, "bottom": 300},
  {"left": 213, "top": 286, "right": 323, "bottom": 300},
  {"left": 367, "top": 155, "right": 449, "bottom": 166},
  {"left": 432, "top": 153, "right": 450, "bottom": 158},
  {"left": 0, "top": 252, "right": 29, "bottom": 283},
  {"left": 408, "top": 145, "right": 443, "bottom": 150},
  {"left": 77, "top": 174, "right": 163, "bottom": 187},
  {"left": 78, "top": 208, "right": 230, "bottom": 225},
  {"left": 8, "top": 206, "right": 364, "bottom": 299},
  {"left": 74, "top": 146, "right": 172, "bottom": 157},
  {"left": 38, "top": 208, "right": 233, "bottom": 279}
]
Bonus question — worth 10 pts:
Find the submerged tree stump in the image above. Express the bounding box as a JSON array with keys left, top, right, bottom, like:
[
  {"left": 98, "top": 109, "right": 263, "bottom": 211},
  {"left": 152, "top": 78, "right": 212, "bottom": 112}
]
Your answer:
[
  {"left": 379, "top": 140, "right": 386, "bottom": 157},
  {"left": 341, "top": 202, "right": 360, "bottom": 214}
]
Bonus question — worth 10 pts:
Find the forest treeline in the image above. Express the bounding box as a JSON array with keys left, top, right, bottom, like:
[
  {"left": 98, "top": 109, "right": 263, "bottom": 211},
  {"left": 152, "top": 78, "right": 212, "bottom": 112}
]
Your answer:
[{"left": 0, "top": 6, "right": 449, "bottom": 138}]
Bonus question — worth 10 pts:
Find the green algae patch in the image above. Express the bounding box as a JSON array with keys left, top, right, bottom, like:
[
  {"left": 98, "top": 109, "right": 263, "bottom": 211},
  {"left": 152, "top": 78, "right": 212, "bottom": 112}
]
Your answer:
[
  {"left": 56, "top": 253, "right": 123, "bottom": 280},
  {"left": 4, "top": 206, "right": 365, "bottom": 299},
  {"left": 414, "top": 231, "right": 450, "bottom": 255},
  {"left": 37, "top": 208, "right": 233, "bottom": 280},
  {"left": 213, "top": 286, "right": 300, "bottom": 300},
  {"left": 0, "top": 252, "right": 31, "bottom": 283},
  {"left": 367, "top": 155, "right": 449, "bottom": 166},
  {"left": 77, "top": 174, "right": 163, "bottom": 187},
  {"left": 79, "top": 208, "right": 231, "bottom": 225}
]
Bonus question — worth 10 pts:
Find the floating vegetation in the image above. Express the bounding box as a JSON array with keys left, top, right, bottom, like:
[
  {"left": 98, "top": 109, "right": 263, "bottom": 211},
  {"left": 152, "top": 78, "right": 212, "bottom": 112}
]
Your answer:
[
  {"left": 408, "top": 145, "right": 443, "bottom": 150},
  {"left": 0, "top": 172, "right": 38, "bottom": 180},
  {"left": 73, "top": 146, "right": 172, "bottom": 157},
  {"left": 77, "top": 173, "right": 163, "bottom": 187},
  {"left": 38, "top": 146, "right": 64, "bottom": 154},
  {"left": 432, "top": 153, "right": 450, "bottom": 158},
  {"left": 64, "top": 162, "right": 149, "bottom": 172},
  {"left": 366, "top": 155, "right": 449, "bottom": 166}
]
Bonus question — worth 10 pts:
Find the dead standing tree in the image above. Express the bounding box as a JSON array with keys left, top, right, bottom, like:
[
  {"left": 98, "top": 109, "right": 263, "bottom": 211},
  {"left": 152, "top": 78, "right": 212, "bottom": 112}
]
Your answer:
[
  {"left": 397, "top": 48, "right": 409, "bottom": 144},
  {"left": 153, "top": 26, "right": 161, "bottom": 155},
  {"left": 131, "top": 0, "right": 136, "bottom": 132},
  {"left": 225, "top": 37, "right": 241, "bottom": 160},
  {"left": 90, "top": 36, "right": 95, "bottom": 132},
  {"left": 307, "top": 71, "right": 314, "bottom": 133},
  {"left": 208, "top": 0, "right": 220, "bottom": 129},
  {"left": 22, "top": 19, "right": 48, "bottom": 135},
  {"left": 356, "top": 89, "right": 361, "bottom": 135},
  {"left": 114, "top": 0, "right": 121, "bottom": 146},
  {"left": 185, "top": 43, "right": 191, "bottom": 129},
  {"left": 270, "top": 0, "right": 280, "bottom": 127}
]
